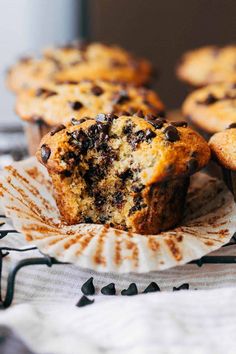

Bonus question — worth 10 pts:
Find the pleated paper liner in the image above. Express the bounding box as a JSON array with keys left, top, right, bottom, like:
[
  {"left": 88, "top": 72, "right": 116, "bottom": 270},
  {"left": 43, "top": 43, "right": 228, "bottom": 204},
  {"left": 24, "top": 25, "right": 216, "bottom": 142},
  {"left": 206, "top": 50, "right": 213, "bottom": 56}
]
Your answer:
[{"left": 0, "top": 157, "right": 236, "bottom": 273}]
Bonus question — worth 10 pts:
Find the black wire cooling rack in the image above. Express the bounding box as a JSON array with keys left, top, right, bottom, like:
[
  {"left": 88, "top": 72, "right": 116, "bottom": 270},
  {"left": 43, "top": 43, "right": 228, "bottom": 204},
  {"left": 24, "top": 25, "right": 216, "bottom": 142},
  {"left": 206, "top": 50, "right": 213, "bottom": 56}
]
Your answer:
[{"left": 0, "top": 214, "right": 236, "bottom": 309}]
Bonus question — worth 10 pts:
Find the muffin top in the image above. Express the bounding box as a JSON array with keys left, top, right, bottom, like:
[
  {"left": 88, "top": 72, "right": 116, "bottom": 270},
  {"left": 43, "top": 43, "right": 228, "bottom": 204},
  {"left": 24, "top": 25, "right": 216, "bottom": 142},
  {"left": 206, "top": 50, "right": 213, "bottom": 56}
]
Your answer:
[
  {"left": 177, "top": 45, "right": 236, "bottom": 86},
  {"left": 7, "top": 42, "right": 152, "bottom": 93},
  {"left": 36, "top": 115, "right": 210, "bottom": 184},
  {"left": 16, "top": 80, "right": 165, "bottom": 126},
  {"left": 209, "top": 127, "right": 236, "bottom": 170},
  {"left": 182, "top": 81, "right": 236, "bottom": 133}
]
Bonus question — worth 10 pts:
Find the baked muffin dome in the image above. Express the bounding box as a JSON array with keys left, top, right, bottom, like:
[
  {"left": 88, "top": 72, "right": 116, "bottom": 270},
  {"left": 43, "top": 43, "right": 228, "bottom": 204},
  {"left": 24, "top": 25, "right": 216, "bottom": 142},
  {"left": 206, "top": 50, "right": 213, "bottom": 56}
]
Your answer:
[
  {"left": 7, "top": 42, "right": 152, "bottom": 93},
  {"left": 36, "top": 114, "right": 210, "bottom": 234},
  {"left": 16, "top": 80, "right": 165, "bottom": 127},
  {"left": 177, "top": 45, "right": 236, "bottom": 87},
  {"left": 209, "top": 127, "right": 236, "bottom": 171},
  {"left": 182, "top": 82, "right": 236, "bottom": 134}
]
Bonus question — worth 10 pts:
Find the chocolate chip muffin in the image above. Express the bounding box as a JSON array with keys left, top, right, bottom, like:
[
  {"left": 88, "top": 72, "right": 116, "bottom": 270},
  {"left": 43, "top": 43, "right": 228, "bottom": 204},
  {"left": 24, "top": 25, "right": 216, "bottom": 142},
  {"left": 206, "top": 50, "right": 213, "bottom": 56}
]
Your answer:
[
  {"left": 209, "top": 126, "right": 236, "bottom": 199},
  {"left": 36, "top": 114, "right": 210, "bottom": 234},
  {"left": 7, "top": 42, "right": 152, "bottom": 93},
  {"left": 16, "top": 80, "right": 164, "bottom": 155},
  {"left": 182, "top": 81, "right": 236, "bottom": 137},
  {"left": 177, "top": 45, "right": 236, "bottom": 87}
]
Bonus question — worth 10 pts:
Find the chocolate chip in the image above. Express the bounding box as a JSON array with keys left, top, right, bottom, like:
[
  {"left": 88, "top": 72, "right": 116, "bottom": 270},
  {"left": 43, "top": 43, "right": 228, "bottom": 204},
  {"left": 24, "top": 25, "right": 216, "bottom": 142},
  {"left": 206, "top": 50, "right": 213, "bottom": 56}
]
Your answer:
[
  {"left": 112, "top": 90, "right": 130, "bottom": 105},
  {"left": 76, "top": 295, "right": 94, "bottom": 307},
  {"left": 134, "top": 110, "right": 144, "bottom": 118},
  {"left": 41, "top": 144, "right": 51, "bottom": 163},
  {"left": 84, "top": 216, "right": 93, "bottom": 223},
  {"left": 187, "top": 158, "right": 198, "bottom": 174},
  {"left": 164, "top": 125, "right": 180, "bottom": 142},
  {"left": 91, "top": 85, "right": 104, "bottom": 96},
  {"left": 143, "top": 282, "right": 160, "bottom": 293},
  {"left": 118, "top": 169, "right": 133, "bottom": 181},
  {"left": 94, "top": 192, "right": 106, "bottom": 209},
  {"left": 227, "top": 122, "right": 236, "bottom": 129},
  {"left": 101, "top": 283, "right": 116, "bottom": 295},
  {"left": 50, "top": 124, "right": 66, "bottom": 136},
  {"left": 170, "top": 121, "right": 188, "bottom": 128},
  {"left": 69, "top": 101, "right": 83, "bottom": 110},
  {"left": 96, "top": 113, "right": 118, "bottom": 123},
  {"left": 173, "top": 283, "right": 189, "bottom": 291},
  {"left": 120, "top": 110, "right": 131, "bottom": 116},
  {"left": 148, "top": 118, "right": 164, "bottom": 129},
  {"left": 145, "top": 129, "right": 156, "bottom": 140},
  {"left": 113, "top": 191, "right": 123, "bottom": 206},
  {"left": 81, "top": 277, "right": 95, "bottom": 296},
  {"left": 121, "top": 283, "right": 138, "bottom": 296},
  {"left": 71, "top": 118, "right": 86, "bottom": 125},
  {"left": 131, "top": 184, "right": 144, "bottom": 193},
  {"left": 144, "top": 114, "right": 157, "bottom": 121},
  {"left": 197, "top": 93, "right": 218, "bottom": 105},
  {"left": 36, "top": 88, "right": 57, "bottom": 98}
]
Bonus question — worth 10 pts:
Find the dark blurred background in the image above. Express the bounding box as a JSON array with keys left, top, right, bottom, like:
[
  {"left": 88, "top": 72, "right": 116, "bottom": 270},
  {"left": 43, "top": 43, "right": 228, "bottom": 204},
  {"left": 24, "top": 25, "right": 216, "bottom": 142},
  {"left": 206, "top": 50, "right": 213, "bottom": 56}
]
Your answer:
[
  {"left": 89, "top": 0, "right": 236, "bottom": 107},
  {"left": 1, "top": 0, "right": 236, "bottom": 127}
]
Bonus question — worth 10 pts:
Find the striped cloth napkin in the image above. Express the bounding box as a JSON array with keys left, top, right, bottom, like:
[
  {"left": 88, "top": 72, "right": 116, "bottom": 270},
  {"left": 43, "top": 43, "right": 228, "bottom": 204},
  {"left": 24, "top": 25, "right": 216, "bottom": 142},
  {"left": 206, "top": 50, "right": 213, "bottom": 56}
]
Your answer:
[{"left": 1, "top": 224, "right": 236, "bottom": 353}]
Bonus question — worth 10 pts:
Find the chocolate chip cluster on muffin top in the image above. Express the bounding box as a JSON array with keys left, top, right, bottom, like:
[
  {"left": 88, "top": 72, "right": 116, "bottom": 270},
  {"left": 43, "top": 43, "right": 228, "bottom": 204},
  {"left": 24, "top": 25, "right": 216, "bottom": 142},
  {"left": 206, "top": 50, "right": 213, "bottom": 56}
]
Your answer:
[
  {"left": 7, "top": 42, "right": 152, "bottom": 93},
  {"left": 36, "top": 114, "right": 210, "bottom": 234},
  {"left": 16, "top": 80, "right": 165, "bottom": 127}
]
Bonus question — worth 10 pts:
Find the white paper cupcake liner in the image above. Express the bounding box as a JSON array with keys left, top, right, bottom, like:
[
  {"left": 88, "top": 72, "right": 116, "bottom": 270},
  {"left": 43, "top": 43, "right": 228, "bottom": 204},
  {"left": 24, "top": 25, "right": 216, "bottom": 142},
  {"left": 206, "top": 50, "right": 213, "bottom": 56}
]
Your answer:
[{"left": 0, "top": 157, "right": 236, "bottom": 273}]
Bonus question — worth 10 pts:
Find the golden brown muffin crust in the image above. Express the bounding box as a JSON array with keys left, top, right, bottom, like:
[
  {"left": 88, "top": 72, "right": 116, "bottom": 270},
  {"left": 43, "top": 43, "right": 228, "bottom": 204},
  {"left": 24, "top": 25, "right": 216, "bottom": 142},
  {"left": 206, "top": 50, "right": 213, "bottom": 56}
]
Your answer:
[
  {"left": 7, "top": 42, "right": 152, "bottom": 93},
  {"left": 209, "top": 128, "right": 236, "bottom": 171},
  {"left": 16, "top": 80, "right": 164, "bottom": 126},
  {"left": 182, "top": 82, "right": 236, "bottom": 133},
  {"left": 177, "top": 45, "right": 236, "bottom": 86}
]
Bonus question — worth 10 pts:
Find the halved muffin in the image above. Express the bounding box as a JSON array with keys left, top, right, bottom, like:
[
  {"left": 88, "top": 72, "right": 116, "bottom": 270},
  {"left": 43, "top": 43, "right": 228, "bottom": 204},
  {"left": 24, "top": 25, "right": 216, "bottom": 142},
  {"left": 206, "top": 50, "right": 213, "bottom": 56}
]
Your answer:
[{"left": 36, "top": 114, "right": 210, "bottom": 234}]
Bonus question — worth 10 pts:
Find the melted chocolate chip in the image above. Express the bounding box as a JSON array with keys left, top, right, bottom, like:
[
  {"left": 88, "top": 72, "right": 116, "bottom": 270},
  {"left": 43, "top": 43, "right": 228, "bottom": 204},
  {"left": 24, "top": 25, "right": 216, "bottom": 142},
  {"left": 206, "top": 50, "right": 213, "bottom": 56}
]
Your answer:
[
  {"left": 41, "top": 144, "right": 51, "bottom": 163},
  {"left": 170, "top": 121, "right": 188, "bottom": 128},
  {"left": 134, "top": 109, "right": 144, "bottom": 118},
  {"left": 84, "top": 216, "right": 93, "bottom": 223},
  {"left": 128, "top": 196, "right": 146, "bottom": 215},
  {"left": 121, "top": 283, "right": 138, "bottom": 296},
  {"left": 91, "top": 85, "right": 104, "bottom": 96},
  {"left": 197, "top": 93, "right": 218, "bottom": 105},
  {"left": 96, "top": 113, "right": 118, "bottom": 123},
  {"left": 164, "top": 125, "right": 180, "bottom": 142},
  {"left": 69, "top": 101, "right": 83, "bottom": 110},
  {"left": 101, "top": 283, "right": 116, "bottom": 295},
  {"left": 227, "top": 122, "right": 236, "bottom": 129},
  {"left": 144, "top": 114, "right": 157, "bottom": 121},
  {"left": 173, "top": 283, "right": 189, "bottom": 291},
  {"left": 76, "top": 295, "right": 94, "bottom": 307},
  {"left": 62, "top": 151, "right": 77, "bottom": 166},
  {"left": 50, "top": 124, "right": 65, "bottom": 136},
  {"left": 187, "top": 158, "right": 198, "bottom": 174},
  {"left": 94, "top": 192, "right": 106, "bottom": 209},
  {"left": 71, "top": 118, "right": 86, "bottom": 125},
  {"left": 131, "top": 184, "right": 144, "bottom": 193},
  {"left": 112, "top": 90, "right": 130, "bottom": 105},
  {"left": 81, "top": 277, "right": 95, "bottom": 296},
  {"left": 145, "top": 129, "right": 156, "bottom": 140},
  {"left": 113, "top": 191, "right": 123, "bottom": 206},
  {"left": 36, "top": 88, "right": 57, "bottom": 98},
  {"left": 120, "top": 110, "right": 131, "bottom": 116},
  {"left": 118, "top": 169, "right": 133, "bottom": 181},
  {"left": 143, "top": 282, "right": 160, "bottom": 293},
  {"left": 148, "top": 118, "right": 165, "bottom": 129}
]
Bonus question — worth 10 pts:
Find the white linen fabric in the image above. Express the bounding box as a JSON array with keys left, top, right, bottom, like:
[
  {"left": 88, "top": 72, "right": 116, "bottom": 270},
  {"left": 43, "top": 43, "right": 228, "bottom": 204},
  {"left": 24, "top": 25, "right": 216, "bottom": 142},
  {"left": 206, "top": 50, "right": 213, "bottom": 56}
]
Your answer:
[{"left": 0, "top": 229, "right": 236, "bottom": 353}]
